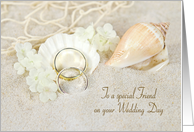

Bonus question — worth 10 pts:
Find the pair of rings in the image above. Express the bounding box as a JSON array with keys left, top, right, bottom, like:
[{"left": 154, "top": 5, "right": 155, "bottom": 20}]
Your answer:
[{"left": 54, "top": 48, "right": 88, "bottom": 94}]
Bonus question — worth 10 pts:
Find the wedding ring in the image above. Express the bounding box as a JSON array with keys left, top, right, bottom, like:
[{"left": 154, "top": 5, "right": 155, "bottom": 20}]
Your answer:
[
  {"left": 53, "top": 48, "right": 87, "bottom": 80},
  {"left": 57, "top": 67, "right": 88, "bottom": 94}
]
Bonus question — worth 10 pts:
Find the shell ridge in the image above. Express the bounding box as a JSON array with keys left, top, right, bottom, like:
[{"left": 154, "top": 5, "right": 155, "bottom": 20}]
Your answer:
[
  {"left": 63, "top": 34, "right": 66, "bottom": 47},
  {"left": 39, "top": 34, "right": 100, "bottom": 74},
  {"left": 53, "top": 34, "right": 64, "bottom": 50},
  {"left": 38, "top": 44, "right": 51, "bottom": 63},
  {"left": 46, "top": 38, "right": 58, "bottom": 55}
]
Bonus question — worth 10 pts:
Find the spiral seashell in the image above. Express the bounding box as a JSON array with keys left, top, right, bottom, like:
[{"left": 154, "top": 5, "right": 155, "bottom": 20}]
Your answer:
[
  {"left": 150, "top": 22, "right": 170, "bottom": 40},
  {"left": 105, "top": 22, "right": 170, "bottom": 71}
]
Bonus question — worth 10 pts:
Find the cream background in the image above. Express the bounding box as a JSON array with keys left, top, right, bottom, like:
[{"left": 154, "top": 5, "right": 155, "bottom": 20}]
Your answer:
[{"left": 1, "top": 1, "right": 181, "bottom": 131}]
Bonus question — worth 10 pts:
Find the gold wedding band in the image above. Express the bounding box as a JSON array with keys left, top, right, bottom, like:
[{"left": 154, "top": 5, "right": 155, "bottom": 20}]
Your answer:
[{"left": 53, "top": 48, "right": 87, "bottom": 80}]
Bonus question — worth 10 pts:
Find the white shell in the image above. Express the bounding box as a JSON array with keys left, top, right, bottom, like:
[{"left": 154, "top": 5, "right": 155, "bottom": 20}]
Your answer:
[{"left": 38, "top": 33, "right": 100, "bottom": 74}]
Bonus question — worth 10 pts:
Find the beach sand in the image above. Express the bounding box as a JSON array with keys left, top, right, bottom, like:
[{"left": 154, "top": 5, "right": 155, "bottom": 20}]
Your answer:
[{"left": 1, "top": 1, "right": 181, "bottom": 131}]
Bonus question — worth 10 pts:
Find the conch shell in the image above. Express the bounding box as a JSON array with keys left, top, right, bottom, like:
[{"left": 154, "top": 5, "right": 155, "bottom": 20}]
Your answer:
[{"left": 105, "top": 22, "right": 170, "bottom": 71}]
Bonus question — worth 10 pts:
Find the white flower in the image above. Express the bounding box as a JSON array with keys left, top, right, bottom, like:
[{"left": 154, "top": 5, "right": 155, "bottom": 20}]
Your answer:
[
  {"left": 92, "top": 34, "right": 120, "bottom": 52},
  {"left": 107, "top": 36, "right": 120, "bottom": 52},
  {"left": 92, "top": 34, "right": 108, "bottom": 51},
  {"left": 14, "top": 62, "right": 25, "bottom": 75},
  {"left": 37, "top": 79, "right": 58, "bottom": 103},
  {"left": 74, "top": 24, "right": 95, "bottom": 41},
  {"left": 14, "top": 42, "right": 58, "bottom": 103},
  {"left": 20, "top": 52, "right": 42, "bottom": 71},
  {"left": 26, "top": 68, "right": 44, "bottom": 92},
  {"left": 26, "top": 67, "right": 56, "bottom": 93},
  {"left": 15, "top": 42, "right": 36, "bottom": 61},
  {"left": 96, "top": 23, "right": 116, "bottom": 39},
  {"left": 38, "top": 67, "right": 57, "bottom": 82}
]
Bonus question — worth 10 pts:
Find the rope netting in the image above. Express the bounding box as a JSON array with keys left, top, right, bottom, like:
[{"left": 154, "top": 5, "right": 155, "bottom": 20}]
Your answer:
[{"left": 1, "top": 1, "right": 134, "bottom": 55}]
